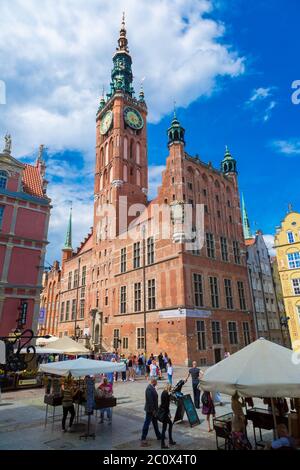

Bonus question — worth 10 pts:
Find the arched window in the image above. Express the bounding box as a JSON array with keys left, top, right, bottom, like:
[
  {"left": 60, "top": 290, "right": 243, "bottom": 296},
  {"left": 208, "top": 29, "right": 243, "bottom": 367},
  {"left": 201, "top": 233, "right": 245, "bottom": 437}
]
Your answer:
[
  {"left": 0, "top": 171, "right": 8, "bottom": 189},
  {"left": 100, "top": 148, "right": 104, "bottom": 168},
  {"left": 109, "top": 166, "right": 113, "bottom": 183},
  {"left": 174, "top": 130, "right": 179, "bottom": 141},
  {"left": 124, "top": 137, "right": 128, "bottom": 160},
  {"left": 136, "top": 142, "right": 140, "bottom": 165},
  {"left": 100, "top": 173, "right": 103, "bottom": 191}
]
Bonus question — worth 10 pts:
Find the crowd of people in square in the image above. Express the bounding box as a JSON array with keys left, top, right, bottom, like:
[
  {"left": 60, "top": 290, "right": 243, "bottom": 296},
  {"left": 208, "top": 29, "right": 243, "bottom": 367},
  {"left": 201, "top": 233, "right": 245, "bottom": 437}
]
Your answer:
[{"left": 59, "top": 348, "right": 299, "bottom": 450}]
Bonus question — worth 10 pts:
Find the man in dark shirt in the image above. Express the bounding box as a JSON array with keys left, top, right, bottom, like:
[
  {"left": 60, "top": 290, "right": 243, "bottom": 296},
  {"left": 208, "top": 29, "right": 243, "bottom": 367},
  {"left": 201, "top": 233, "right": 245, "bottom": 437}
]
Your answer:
[
  {"left": 140, "top": 379, "right": 162, "bottom": 446},
  {"left": 185, "top": 361, "right": 203, "bottom": 409}
]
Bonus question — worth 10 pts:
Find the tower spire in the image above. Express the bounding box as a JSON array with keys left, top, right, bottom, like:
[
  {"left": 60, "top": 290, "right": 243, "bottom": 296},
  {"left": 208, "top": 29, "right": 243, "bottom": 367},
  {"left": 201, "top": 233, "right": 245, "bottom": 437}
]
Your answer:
[
  {"left": 64, "top": 205, "right": 73, "bottom": 250},
  {"left": 107, "top": 14, "right": 134, "bottom": 98},
  {"left": 242, "top": 193, "right": 252, "bottom": 240},
  {"left": 117, "top": 12, "right": 129, "bottom": 53}
]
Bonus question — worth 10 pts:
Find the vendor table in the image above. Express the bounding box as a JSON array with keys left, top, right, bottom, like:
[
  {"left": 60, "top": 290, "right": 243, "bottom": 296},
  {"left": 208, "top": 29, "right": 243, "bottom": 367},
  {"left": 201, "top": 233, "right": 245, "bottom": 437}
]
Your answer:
[
  {"left": 246, "top": 407, "right": 288, "bottom": 448},
  {"left": 44, "top": 395, "right": 63, "bottom": 432},
  {"left": 43, "top": 394, "right": 117, "bottom": 435},
  {"left": 213, "top": 413, "right": 233, "bottom": 450}
]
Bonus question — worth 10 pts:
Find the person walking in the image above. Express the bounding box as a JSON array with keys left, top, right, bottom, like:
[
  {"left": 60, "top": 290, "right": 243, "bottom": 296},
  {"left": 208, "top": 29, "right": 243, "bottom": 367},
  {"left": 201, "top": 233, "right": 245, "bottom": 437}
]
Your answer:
[
  {"left": 120, "top": 354, "right": 127, "bottom": 382},
  {"left": 201, "top": 391, "right": 215, "bottom": 432},
  {"left": 138, "top": 353, "right": 145, "bottom": 376},
  {"left": 185, "top": 361, "right": 203, "bottom": 409},
  {"left": 158, "top": 384, "right": 177, "bottom": 449},
  {"left": 146, "top": 354, "right": 153, "bottom": 379},
  {"left": 167, "top": 359, "right": 173, "bottom": 385},
  {"left": 128, "top": 354, "right": 134, "bottom": 381},
  {"left": 61, "top": 376, "right": 76, "bottom": 432},
  {"left": 149, "top": 359, "right": 160, "bottom": 380},
  {"left": 163, "top": 353, "right": 169, "bottom": 372},
  {"left": 98, "top": 377, "right": 113, "bottom": 424},
  {"left": 158, "top": 352, "right": 164, "bottom": 372},
  {"left": 141, "top": 378, "right": 162, "bottom": 446}
]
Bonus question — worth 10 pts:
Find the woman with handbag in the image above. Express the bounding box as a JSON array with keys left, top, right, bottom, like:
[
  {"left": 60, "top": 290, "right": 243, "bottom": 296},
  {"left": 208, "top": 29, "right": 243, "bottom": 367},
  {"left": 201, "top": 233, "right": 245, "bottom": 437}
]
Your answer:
[{"left": 158, "top": 384, "right": 177, "bottom": 449}]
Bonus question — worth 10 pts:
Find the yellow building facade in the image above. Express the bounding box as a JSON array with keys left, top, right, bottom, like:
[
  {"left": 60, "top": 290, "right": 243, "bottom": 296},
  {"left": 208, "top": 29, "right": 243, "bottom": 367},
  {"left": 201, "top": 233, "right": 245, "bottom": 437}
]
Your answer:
[{"left": 274, "top": 211, "right": 300, "bottom": 349}]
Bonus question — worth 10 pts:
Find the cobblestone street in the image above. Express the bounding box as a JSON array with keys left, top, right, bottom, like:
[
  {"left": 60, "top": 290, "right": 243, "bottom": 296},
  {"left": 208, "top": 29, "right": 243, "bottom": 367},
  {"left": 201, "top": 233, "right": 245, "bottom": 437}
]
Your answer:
[{"left": 0, "top": 367, "right": 271, "bottom": 450}]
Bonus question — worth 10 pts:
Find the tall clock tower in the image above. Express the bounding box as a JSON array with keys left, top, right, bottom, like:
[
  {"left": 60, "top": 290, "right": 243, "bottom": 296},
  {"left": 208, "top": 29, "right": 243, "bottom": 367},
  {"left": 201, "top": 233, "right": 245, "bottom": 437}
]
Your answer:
[{"left": 94, "top": 15, "right": 148, "bottom": 241}]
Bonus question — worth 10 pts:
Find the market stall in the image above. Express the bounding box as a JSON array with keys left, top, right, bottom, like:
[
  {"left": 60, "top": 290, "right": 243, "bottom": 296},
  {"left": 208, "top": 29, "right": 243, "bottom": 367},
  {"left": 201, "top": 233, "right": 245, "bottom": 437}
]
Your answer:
[
  {"left": 39, "top": 358, "right": 125, "bottom": 438},
  {"left": 200, "top": 338, "right": 300, "bottom": 448},
  {"left": 0, "top": 347, "right": 62, "bottom": 391},
  {"left": 40, "top": 336, "right": 91, "bottom": 356}
]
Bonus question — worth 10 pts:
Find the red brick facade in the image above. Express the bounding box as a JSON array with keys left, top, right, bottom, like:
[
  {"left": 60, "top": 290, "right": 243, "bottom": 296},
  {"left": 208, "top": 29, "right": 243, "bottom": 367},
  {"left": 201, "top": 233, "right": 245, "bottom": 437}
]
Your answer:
[{"left": 0, "top": 143, "right": 51, "bottom": 336}]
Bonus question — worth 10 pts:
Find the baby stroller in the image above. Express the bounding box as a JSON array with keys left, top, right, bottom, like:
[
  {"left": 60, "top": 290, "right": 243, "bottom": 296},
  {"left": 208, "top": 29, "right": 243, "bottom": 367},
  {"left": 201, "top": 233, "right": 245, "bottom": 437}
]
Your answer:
[{"left": 170, "top": 379, "right": 185, "bottom": 403}]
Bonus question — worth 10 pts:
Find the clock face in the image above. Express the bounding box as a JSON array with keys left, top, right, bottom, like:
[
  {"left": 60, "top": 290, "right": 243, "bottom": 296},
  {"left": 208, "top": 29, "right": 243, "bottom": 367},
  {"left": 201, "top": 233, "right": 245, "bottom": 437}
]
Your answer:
[
  {"left": 100, "top": 110, "right": 113, "bottom": 135},
  {"left": 124, "top": 107, "right": 144, "bottom": 130}
]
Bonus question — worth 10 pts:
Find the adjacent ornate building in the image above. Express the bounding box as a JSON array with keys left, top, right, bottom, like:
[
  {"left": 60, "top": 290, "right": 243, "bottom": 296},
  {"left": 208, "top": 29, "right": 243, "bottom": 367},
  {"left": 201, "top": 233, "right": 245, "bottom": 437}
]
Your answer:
[
  {"left": 242, "top": 196, "right": 284, "bottom": 344},
  {"left": 0, "top": 139, "right": 51, "bottom": 336},
  {"left": 42, "top": 18, "right": 256, "bottom": 365},
  {"left": 274, "top": 209, "right": 300, "bottom": 349}
]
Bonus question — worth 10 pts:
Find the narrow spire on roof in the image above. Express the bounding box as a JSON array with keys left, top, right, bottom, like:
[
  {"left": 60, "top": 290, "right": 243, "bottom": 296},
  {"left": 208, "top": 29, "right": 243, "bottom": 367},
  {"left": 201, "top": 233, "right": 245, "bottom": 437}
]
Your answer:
[
  {"left": 242, "top": 193, "right": 253, "bottom": 240},
  {"left": 64, "top": 205, "right": 73, "bottom": 250}
]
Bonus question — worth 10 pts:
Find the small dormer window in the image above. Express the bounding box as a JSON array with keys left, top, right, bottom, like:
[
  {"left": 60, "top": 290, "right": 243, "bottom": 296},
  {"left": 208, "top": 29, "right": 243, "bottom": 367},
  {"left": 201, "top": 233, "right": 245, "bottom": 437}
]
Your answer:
[{"left": 0, "top": 171, "right": 8, "bottom": 189}]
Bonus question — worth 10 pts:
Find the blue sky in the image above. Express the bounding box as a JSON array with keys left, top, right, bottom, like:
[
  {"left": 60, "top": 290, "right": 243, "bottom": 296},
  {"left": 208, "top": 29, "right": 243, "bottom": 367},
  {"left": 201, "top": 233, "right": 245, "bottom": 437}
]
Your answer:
[{"left": 0, "top": 0, "right": 299, "bottom": 261}]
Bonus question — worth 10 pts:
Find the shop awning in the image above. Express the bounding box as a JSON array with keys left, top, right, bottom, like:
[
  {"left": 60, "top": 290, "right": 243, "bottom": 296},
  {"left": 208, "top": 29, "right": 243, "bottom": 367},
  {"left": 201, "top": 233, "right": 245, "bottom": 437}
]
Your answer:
[
  {"left": 39, "top": 357, "right": 125, "bottom": 377},
  {"left": 200, "top": 338, "right": 300, "bottom": 398}
]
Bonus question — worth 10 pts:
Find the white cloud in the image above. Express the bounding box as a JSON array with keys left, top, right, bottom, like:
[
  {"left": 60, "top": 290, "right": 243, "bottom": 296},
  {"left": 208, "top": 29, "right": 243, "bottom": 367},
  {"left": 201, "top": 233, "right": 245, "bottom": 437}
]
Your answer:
[
  {"left": 246, "top": 86, "right": 277, "bottom": 122},
  {"left": 263, "top": 234, "right": 276, "bottom": 257},
  {"left": 272, "top": 139, "right": 300, "bottom": 155},
  {"left": 248, "top": 87, "right": 273, "bottom": 102},
  {"left": 0, "top": 0, "right": 245, "bottom": 261},
  {"left": 0, "top": 0, "right": 244, "bottom": 159},
  {"left": 148, "top": 165, "right": 166, "bottom": 200}
]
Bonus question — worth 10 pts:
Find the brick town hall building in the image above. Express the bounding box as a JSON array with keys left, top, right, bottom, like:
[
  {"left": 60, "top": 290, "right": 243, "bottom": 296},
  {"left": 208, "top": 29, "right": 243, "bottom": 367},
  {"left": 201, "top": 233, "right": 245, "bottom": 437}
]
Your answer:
[{"left": 41, "top": 18, "right": 256, "bottom": 365}]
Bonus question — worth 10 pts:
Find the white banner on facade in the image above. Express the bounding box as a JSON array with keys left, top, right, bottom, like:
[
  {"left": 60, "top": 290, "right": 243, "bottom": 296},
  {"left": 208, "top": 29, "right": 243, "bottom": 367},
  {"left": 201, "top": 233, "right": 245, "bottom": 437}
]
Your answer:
[{"left": 159, "top": 309, "right": 212, "bottom": 319}]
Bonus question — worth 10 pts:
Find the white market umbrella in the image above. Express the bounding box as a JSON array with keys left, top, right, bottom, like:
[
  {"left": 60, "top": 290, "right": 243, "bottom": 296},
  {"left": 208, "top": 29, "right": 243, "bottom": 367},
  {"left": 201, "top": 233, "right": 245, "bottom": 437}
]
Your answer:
[
  {"left": 45, "top": 337, "right": 90, "bottom": 355},
  {"left": 36, "top": 335, "right": 59, "bottom": 346},
  {"left": 39, "top": 357, "right": 125, "bottom": 377},
  {"left": 200, "top": 338, "right": 300, "bottom": 398}
]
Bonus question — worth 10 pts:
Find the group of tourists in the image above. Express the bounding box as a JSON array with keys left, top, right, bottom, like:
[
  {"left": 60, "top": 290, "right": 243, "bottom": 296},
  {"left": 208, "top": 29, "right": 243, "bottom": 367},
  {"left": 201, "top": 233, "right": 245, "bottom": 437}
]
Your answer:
[{"left": 99, "top": 352, "right": 174, "bottom": 384}]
